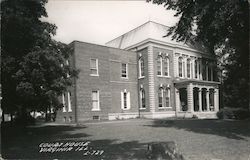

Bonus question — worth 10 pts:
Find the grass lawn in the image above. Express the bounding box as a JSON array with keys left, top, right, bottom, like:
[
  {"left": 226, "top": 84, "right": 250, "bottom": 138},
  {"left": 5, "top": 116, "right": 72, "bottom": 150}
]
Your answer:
[{"left": 1, "top": 119, "right": 250, "bottom": 160}]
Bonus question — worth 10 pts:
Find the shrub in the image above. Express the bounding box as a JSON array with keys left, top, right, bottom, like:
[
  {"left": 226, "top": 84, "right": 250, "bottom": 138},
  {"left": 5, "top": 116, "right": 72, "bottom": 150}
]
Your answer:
[{"left": 217, "top": 107, "right": 250, "bottom": 120}]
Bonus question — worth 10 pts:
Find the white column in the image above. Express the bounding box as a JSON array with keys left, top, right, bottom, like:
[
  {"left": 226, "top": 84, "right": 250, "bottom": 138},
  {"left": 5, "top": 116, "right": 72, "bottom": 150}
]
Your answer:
[
  {"left": 187, "top": 83, "right": 194, "bottom": 113},
  {"left": 206, "top": 89, "right": 210, "bottom": 111},
  {"left": 199, "top": 88, "right": 202, "bottom": 112},
  {"left": 174, "top": 53, "right": 179, "bottom": 77},
  {"left": 206, "top": 63, "right": 209, "bottom": 81},
  {"left": 214, "top": 88, "right": 219, "bottom": 112},
  {"left": 199, "top": 59, "right": 203, "bottom": 80},
  {"left": 148, "top": 45, "right": 155, "bottom": 113},
  {"left": 211, "top": 67, "right": 214, "bottom": 81},
  {"left": 175, "top": 88, "right": 180, "bottom": 112}
]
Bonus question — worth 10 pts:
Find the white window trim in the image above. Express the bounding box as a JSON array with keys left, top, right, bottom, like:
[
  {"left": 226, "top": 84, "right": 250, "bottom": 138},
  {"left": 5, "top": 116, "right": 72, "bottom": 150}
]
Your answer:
[
  {"left": 121, "top": 90, "right": 130, "bottom": 110},
  {"left": 91, "top": 90, "right": 100, "bottom": 111},
  {"left": 165, "top": 88, "right": 172, "bottom": 108},
  {"left": 67, "top": 92, "right": 72, "bottom": 112},
  {"left": 139, "top": 89, "right": 146, "bottom": 110},
  {"left": 138, "top": 58, "right": 145, "bottom": 79},
  {"left": 157, "top": 56, "right": 163, "bottom": 76},
  {"left": 178, "top": 57, "right": 184, "bottom": 78},
  {"left": 186, "top": 59, "right": 191, "bottom": 79},
  {"left": 158, "top": 87, "right": 164, "bottom": 108},
  {"left": 121, "top": 63, "right": 128, "bottom": 79},
  {"left": 90, "top": 58, "right": 99, "bottom": 76}
]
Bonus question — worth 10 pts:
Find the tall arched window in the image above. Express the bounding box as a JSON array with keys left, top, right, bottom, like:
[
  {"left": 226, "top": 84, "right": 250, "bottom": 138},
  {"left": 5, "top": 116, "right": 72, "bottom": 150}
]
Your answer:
[
  {"left": 187, "top": 59, "right": 191, "bottom": 78},
  {"left": 157, "top": 56, "right": 162, "bottom": 76},
  {"left": 139, "top": 57, "right": 144, "bottom": 78},
  {"left": 164, "top": 57, "right": 169, "bottom": 76},
  {"left": 178, "top": 57, "right": 183, "bottom": 77},
  {"left": 140, "top": 89, "right": 146, "bottom": 109},
  {"left": 158, "top": 87, "right": 164, "bottom": 108},
  {"left": 194, "top": 60, "right": 198, "bottom": 79},
  {"left": 165, "top": 88, "right": 170, "bottom": 107}
]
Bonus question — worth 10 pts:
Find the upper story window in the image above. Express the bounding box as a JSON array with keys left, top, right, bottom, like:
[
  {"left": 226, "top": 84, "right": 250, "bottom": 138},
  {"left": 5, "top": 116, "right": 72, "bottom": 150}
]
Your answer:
[
  {"left": 92, "top": 90, "right": 100, "bottom": 111},
  {"left": 90, "top": 58, "right": 98, "bottom": 76},
  {"left": 157, "top": 54, "right": 169, "bottom": 77},
  {"left": 187, "top": 59, "right": 191, "bottom": 78},
  {"left": 178, "top": 57, "right": 184, "bottom": 78},
  {"left": 157, "top": 56, "right": 162, "bottom": 76},
  {"left": 164, "top": 58, "right": 169, "bottom": 76},
  {"left": 138, "top": 57, "right": 145, "bottom": 78},
  {"left": 194, "top": 60, "right": 198, "bottom": 79},
  {"left": 121, "top": 63, "right": 128, "bottom": 78}
]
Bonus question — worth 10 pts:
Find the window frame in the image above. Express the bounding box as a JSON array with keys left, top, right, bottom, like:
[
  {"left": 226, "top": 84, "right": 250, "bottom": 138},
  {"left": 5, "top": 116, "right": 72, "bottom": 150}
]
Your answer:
[
  {"left": 121, "top": 90, "right": 130, "bottom": 110},
  {"left": 158, "top": 87, "right": 164, "bottom": 108},
  {"left": 121, "top": 63, "right": 128, "bottom": 78},
  {"left": 140, "top": 88, "right": 146, "bottom": 109},
  {"left": 138, "top": 57, "right": 145, "bottom": 78},
  {"left": 90, "top": 58, "right": 99, "bottom": 76},
  {"left": 91, "top": 90, "right": 100, "bottom": 111},
  {"left": 178, "top": 57, "right": 184, "bottom": 78},
  {"left": 187, "top": 58, "right": 191, "bottom": 78}
]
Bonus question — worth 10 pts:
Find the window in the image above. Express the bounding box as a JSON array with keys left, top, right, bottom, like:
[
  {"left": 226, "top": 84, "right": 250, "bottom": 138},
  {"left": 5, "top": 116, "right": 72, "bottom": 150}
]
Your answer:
[
  {"left": 164, "top": 58, "right": 169, "bottom": 76},
  {"left": 165, "top": 88, "right": 170, "bottom": 107},
  {"left": 67, "top": 92, "right": 72, "bottom": 112},
  {"left": 157, "top": 56, "right": 169, "bottom": 76},
  {"left": 178, "top": 57, "right": 184, "bottom": 77},
  {"left": 90, "top": 59, "right": 98, "bottom": 76},
  {"left": 92, "top": 90, "right": 100, "bottom": 111},
  {"left": 139, "top": 58, "right": 145, "bottom": 78},
  {"left": 187, "top": 59, "right": 191, "bottom": 78},
  {"left": 121, "top": 63, "right": 128, "bottom": 78},
  {"left": 157, "top": 56, "right": 162, "bottom": 75},
  {"left": 158, "top": 88, "right": 163, "bottom": 108},
  {"left": 62, "top": 93, "right": 66, "bottom": 112},
  {"left": 121, "top": 90, "right": 130, "bottom": 110},
  {"left": 158, "top": 86, "right": 171, "bottom": 108},
  {"left": 140, "top": 89, "right": 146, "bottom": 109},
  {"left": 194, "top": 60, "right": 198, "bottom": 79}
]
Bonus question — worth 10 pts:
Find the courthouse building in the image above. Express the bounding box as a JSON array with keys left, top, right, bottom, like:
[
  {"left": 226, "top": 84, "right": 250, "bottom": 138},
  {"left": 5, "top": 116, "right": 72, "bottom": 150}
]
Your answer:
[{"left": 56, "top": 21, "right": 220, "bottom": 123}]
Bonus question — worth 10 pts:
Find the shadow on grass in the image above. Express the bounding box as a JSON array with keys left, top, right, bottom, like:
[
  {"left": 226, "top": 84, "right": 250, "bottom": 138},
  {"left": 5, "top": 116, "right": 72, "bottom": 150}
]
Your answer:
[
  {"left": 1, "top": 123, "right": 90, "bottom": 159},
  {"left": 1, "top": 123, "right": 183, "bottom": 159},
  {"left": 145, "top": 119, "right": 250, "bottom": 140}
]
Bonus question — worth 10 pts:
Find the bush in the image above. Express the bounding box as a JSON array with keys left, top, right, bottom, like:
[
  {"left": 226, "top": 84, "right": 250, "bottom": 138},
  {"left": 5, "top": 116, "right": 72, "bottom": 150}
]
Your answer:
[{"left": 217, "top": 108, "right": 250, "bottom": 120}]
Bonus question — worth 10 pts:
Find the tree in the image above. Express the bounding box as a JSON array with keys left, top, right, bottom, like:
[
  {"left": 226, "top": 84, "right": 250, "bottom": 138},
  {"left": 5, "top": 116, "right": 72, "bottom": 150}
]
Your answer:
[
  {"left": 148, "top": 0, "right": 249, "bottom": 110},
  {"left": 1, "top": 0, "right": 78, "bottom": 123}
]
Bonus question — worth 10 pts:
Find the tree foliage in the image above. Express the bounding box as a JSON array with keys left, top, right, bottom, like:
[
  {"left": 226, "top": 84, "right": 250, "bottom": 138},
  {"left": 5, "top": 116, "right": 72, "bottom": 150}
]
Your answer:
[
  {"left": 1, "top": 0, "right": 78, "bottom": 121},
  {"left": 148, "top": 0, "right": 249, "bottom": 110}
]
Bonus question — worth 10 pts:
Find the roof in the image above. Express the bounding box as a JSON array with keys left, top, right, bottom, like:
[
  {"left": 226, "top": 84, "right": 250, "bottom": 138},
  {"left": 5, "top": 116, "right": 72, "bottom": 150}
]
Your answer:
[{"left": 105, "top": 21, "right": 207, "bottom": 52}]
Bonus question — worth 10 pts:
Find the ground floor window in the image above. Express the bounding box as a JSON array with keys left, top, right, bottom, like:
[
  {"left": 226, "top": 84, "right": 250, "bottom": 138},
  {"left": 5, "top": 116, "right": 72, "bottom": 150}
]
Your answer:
[
  {"left": 140, "top": 89, "right": 146, "bottom": 109},
  {"left": 179, "top": 88, "right": 188, "bottom": 111},
  {"left": 92, "top": 90, "right": 100, "bottom": 111},
  {"left": 121, "top": 90, "right": 130, "bottom": 110},
  {"left": 158, "top": 86, "right": 171, "bottom": 108},
  {"left": 209, "top": 89, "right": 215, "bottom": 111}
]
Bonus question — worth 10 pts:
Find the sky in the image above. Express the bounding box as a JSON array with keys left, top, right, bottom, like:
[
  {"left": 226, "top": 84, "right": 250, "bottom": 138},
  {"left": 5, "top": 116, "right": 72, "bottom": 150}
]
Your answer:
[{"left": 45, "top": 0, "right": 178, "bottom": 45}]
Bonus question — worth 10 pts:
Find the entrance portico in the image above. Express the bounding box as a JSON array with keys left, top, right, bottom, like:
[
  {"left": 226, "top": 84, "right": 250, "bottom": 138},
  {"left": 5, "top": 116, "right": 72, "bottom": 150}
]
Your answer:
[{"left": 174, "top": 79, "right": 220, "bottom": 118}]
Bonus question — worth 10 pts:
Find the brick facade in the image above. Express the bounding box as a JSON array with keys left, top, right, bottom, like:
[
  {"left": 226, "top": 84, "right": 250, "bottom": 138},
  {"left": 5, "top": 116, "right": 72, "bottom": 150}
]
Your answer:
[{"left": 56, "top": 21, "right": 220, "bottom": 122}]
